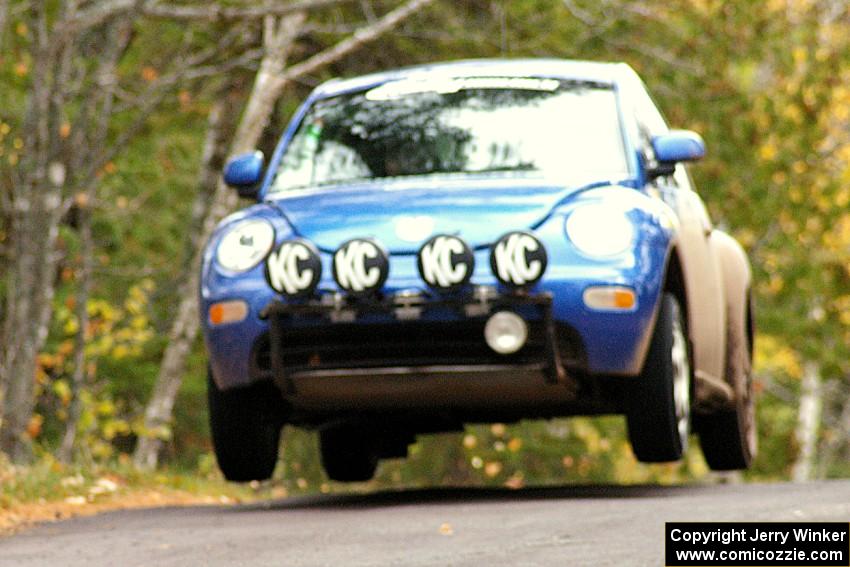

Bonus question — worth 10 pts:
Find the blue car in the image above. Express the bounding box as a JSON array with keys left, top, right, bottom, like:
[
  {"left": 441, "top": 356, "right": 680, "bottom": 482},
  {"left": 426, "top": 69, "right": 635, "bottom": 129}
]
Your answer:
[{"left": 202, "top": 59, "right": 756, "bottom": 482}]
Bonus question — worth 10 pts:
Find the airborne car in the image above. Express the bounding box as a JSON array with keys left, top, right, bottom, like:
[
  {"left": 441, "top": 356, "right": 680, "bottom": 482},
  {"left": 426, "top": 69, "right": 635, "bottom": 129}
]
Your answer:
[{"left": 202, "top": 59, "right": 756, "bottom": 482}]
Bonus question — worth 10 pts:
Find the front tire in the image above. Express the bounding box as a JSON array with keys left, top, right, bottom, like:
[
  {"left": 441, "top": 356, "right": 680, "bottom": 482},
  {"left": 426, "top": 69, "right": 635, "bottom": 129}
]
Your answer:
[
  {"left": 626, "top": 293, "right": 691, "bottom": 463},
  {"left": 208, "top": 369, "right": 284, "bottom": 482}
]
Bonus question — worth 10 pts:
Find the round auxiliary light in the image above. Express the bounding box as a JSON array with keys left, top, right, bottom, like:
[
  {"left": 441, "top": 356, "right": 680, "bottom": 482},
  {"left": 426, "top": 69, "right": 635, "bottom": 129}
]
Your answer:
[
  {"left": 484, "top": 311, "right": 529, "bottom": 355},
  {"left": 417, "top": 234, "right": 475, "bottom": 291},
  {"left": 489, "top": 231, "right": 548, "bottom": 288},
  {"left": 265, "top": 238, "right": 322, "bottom": 298},
  {"left": 332, "top": 238, "right": 390, "bottom": 296}
]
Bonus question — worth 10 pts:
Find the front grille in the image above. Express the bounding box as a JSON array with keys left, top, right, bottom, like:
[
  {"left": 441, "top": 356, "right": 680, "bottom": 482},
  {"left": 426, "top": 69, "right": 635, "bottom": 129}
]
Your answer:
[{"left": 252, "top": 318, "right": 585, "bottom": 377}]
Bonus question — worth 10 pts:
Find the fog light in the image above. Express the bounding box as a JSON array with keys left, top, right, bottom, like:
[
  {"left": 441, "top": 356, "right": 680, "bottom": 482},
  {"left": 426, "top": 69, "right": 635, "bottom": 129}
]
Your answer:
[
  {"left": 484, "top": 311, "right": 528, "bottom": 354},
  {"left": 209, "top": 300, "right": 248, "bottom": 326}
]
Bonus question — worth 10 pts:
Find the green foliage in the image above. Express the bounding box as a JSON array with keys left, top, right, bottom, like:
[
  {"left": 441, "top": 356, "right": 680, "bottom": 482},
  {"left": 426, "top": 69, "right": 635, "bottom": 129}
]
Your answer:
[
  {"left": 269, "top": 418, "right": 706, "bottom": 495},
  {"left": 34, "top": 283, "right": 158, "bottom": 461},
  {"left": 383, "top": 418, "right": 706, "bottom": 488}
]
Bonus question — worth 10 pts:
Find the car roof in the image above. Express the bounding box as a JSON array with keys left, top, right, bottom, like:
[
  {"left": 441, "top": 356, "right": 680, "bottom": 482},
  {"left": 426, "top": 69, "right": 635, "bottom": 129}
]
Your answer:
[{"left": 311, "top": 58, "right": 637, "bottom": 99}]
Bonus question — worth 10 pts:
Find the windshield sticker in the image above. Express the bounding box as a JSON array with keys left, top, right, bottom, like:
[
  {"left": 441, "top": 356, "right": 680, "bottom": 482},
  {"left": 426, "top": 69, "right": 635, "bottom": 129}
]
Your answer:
[
  {"left": 365, "top": 77, "right": 560, "bottom": 101},
  {"left": 303, "top": 121, "right": 323, "bottom": 151}
]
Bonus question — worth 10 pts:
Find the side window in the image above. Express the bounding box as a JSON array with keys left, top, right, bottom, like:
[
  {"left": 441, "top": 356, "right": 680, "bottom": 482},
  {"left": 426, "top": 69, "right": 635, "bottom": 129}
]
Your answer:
[{"left": 633, "top": 84, "right": 673, "bottom": 185}]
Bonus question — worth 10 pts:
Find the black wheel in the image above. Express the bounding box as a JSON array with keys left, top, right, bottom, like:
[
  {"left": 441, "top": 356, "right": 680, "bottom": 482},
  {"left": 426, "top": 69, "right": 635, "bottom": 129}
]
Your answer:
[
  {"left": 626, "top": 293, "right": 691, "bottom": 463},
  {"left": 697, "top": 302, "right": 757, "bottom": 470},
  {"left": 320, "top": 426, "right": 379, "bottom": 482},
  {"left": 208, "top": 368, "right": 284, "bottom": 482}
]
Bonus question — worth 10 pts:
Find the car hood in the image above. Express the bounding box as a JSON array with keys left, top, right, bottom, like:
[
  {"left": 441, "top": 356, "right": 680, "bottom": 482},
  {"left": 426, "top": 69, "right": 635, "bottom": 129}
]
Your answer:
[{"left": 266, "top": 175, "right": 622, "bottom": 253}]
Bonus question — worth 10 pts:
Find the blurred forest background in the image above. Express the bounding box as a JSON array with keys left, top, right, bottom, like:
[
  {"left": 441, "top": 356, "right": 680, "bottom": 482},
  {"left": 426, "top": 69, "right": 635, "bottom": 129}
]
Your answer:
[{"left": 1, "top": 0, "right": 849, "bottom": 496}]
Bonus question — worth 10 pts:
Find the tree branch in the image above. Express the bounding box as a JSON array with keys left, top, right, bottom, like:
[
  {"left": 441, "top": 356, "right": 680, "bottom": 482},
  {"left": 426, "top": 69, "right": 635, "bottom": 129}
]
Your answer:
[
  {"left": 65, "top": 0, "right": 355, "bottom": 32},
  {"left": 281, "top": 0, "right": 435, "bottom": 83},
  {"left": 360, "top": 0, "right": 377, "bottom": 23},
  {"left": 0, "top": 0, "right": 8, "bottom": 48},
  {"left": 562, "top": 0, "right": 704, "bottom": 76}
]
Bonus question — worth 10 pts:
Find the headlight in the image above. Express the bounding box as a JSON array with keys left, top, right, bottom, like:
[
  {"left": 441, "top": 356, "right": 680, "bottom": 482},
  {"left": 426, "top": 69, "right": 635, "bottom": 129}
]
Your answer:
[
  {"left": 215, "top": 219, "right": 275, "bottom": 272},
  {"left": 565, "top": 204, "right": 634, "bottom": 257}
]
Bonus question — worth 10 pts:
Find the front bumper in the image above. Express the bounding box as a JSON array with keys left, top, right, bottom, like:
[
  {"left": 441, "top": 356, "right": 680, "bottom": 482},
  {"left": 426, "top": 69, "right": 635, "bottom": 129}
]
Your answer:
[{"left": 256, "top": 289, "right": 583, "bottom": 411}]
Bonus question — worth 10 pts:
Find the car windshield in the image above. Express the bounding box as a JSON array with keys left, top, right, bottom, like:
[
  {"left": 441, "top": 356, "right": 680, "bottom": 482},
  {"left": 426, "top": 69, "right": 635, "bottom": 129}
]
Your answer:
[{"left": 269, "top": 77, "right": 629, "bottom": 194}]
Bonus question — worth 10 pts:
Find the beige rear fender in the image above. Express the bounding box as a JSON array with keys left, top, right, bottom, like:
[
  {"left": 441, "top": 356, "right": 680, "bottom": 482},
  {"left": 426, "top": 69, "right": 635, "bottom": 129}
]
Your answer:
[{"left": 708, "top": 230, "right": 753, "bottom": 390}]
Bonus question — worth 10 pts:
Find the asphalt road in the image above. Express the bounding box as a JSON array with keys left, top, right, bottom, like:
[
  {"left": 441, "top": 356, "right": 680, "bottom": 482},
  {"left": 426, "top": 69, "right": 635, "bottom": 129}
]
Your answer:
[{"left": 2, "top": 481, "right": 849, "bottom": 566}]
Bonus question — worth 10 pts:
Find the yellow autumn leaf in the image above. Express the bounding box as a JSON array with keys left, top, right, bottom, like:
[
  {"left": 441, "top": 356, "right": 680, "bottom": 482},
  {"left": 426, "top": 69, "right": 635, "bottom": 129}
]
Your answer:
[
  {"left": 124, "top": 299, "right": 142, "bottom": 316},
  {"left": 53, "top": 379, "right": 72, "bottom": 406},
  {"left": 63, "top": 318, "right": 79, "bottom": 335},
  {"left": 758, "top": 143, "right": 777, "bottom": 161},
  {"left": 111, "top": 344, "right": 130, "bottom": 359},
  {"left": 754, "top": 334, "right": 803, "bottom": 379}
]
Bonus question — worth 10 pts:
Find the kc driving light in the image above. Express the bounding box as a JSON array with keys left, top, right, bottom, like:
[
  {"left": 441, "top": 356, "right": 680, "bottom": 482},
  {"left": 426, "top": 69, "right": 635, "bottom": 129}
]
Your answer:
[
  {"left": 216, "top": 219, "right": 275, "bottom": 272},
  {"left": 484, "top": 311, "right": 528, "bottom": 355},
  {"left": 565, "top": 204, "right": 634, "bottom": 257}
]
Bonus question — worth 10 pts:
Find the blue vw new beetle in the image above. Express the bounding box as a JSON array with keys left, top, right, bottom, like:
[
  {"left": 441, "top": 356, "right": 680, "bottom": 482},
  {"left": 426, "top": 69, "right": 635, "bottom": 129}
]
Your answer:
[{"left": 202, "top": 59, "right": 756, "bottom": 482}]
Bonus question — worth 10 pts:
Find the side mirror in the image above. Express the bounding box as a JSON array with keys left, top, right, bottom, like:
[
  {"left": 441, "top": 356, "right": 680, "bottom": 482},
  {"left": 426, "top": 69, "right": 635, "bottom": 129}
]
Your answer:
[
  {"left": 223, "top": 151, "right": 265, "bottom": 198},
  {"left": 647, "top": 130, "right": 705, "bottom": 179}
]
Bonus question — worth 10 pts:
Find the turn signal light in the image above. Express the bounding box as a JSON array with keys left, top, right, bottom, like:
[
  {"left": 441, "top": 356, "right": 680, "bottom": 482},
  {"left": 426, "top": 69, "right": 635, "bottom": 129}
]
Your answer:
[
  {"left": 209, "top": 300, "right": 249, "bottom": 326},
  {"left": 583, "top": 286, "right": 637, "bottom": 311}
]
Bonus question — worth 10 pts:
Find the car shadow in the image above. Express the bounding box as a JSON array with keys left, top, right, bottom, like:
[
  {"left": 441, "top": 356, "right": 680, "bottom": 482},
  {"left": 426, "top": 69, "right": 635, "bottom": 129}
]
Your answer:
[{"left": 231, "top": 482, "right": 711, "bottom": 513}]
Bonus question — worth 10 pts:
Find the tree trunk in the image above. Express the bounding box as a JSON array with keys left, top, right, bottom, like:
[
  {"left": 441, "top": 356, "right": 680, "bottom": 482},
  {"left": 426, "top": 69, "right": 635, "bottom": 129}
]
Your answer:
[
  {"left": 817, "top": 388, "right": 850, "bottom": 478},
  {"left": 791, "top": 361, "right": 822, "bottom": 482},
  {"left": 57, "top": 196, "right": 93, "bottom": 464},
  {"left": 0, "top": 1, "right": 63, "bottom": 461},
  {"left": 0, "top": 0, "right": 8, "bottom": 47},
  {"left": 133, "top": 94, "right": 236, "bottom": 470},
  {"left": 133, "top": 0, "right": 436, "bottom": 470},
  {"left": 0, "top": 194, "right": 64, "bottom": 461}
]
